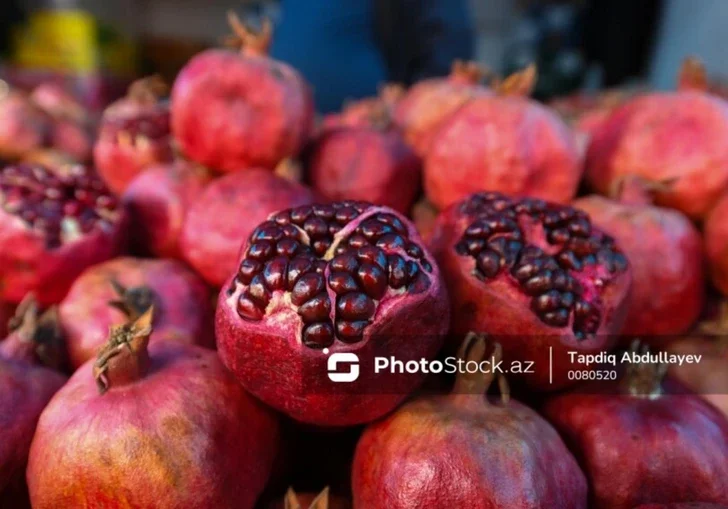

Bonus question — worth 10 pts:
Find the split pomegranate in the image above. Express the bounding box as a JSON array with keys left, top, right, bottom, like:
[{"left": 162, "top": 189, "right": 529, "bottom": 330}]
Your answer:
[
  {"left": 172, "top": 14, "right": 314, "bottom": 172},
  {"left": 0, "top": 163, "right": 128, "bottom": 305},
  {"left": 94, "top": 76, "right": 173, "bottom": 194},
  {"left": 321, "top": 84, "right": 404, "bottom": 130},
  {"left": 429, "top": 192, "right": 632, "bottom": 389},
  {"left": 181, "top": 168, "right": 315, "bottom": 287},
  {"left": 352, "top": 334, "right": 588, "bottom": 508},
  {"left": 543, "top": 343, "right": 728, "bottom": 509},
  {"left": 0, "top": 299, "right": 66, "bottom": 504},
  {"left": 424, "top": 65, "right": 582, "bottom": 209},
  {"left": 705, "top": 192, "right": 728, "bottom": 295},
  {"left": 216, "top": 200, "right": 449, "bottom": 426},
  {"left": 270, "top": 487, "right": 350, "bottom": 509},
  {"left": 574, "top": 177, "right": 704, "bottom": 338},
  {"left": 27, "top": 308, "right": 280, "bottom": 508},
  {"left": 59, "top": 257, "right": 214, "bottom": 370},
  {"left": 0, "top": 88, "right": 51, "bottom": 160},
  {"left": 586, "top": 58, "right": 728, "bottom": 220},
  {"left": 393, "top": 60, "right": 490, "bottom": 156},
  {"left": 306, "top": 123, "right": 421, "bottom": 214},
  {"left": 122, "top": 160, "right": 211, "bottom": 259}
]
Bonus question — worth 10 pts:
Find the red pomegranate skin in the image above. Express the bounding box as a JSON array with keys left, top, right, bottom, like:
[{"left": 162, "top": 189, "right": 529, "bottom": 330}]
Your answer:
[
  {"left": 352, "top": 337, "right": 587, "bottom": 509},
  {"left": 585, "top": 92, "right": 728, "bottom": 220},
  {"left": 216, "top": 201, "right": 450, "bottom": 426},
  {"left": 706, "top": 193, "right": 728, "bottom": 295},
  {"left": 172, "top": 18, "right": 314, "bottom": 173},
  {"left": 59, "top": 257, "right": 214, "bottom": 369},
  {"left": 424, "top": 95, "right": 581, "bottom": 210},
  {"left": 574, "top": 191, "right": 704, "bottom": 338},
  {"left": 307, "top": 127, "right": 421, "bottom": 214},
  {"left": 0, "top": 308, "right": 66, "bottom": 503},
  {"left": 636, "top": 504, "right": 728, "bottom": 509},
  {"left": 123, "top": 161, "right": 211, "bottom": 259},
  {"left": 0, "top": 164, "right": 128, "bottom": 305},
  {"left": 393, "top": 61, "right": 490, "bottom": 156},
  {"left": 0, "top": 90, "right": 51, "bottom": 160},
  {"left": 321, "top": 86, "right": 404, "bottom": 132},
  {"left": 181, "top": 168, "right": 315, "bottom": 287},
  {"left": 543, "top": 380, "right": 728, "bottom": 509},
  {"left": 26, "top": 318, "right": 280, "bottom": 509},
  {"left": 429, "top": 192, "right": 632, "bottom": 389},
  {"left": 94, "top": 77, "right": 173, "bottom": 194}
]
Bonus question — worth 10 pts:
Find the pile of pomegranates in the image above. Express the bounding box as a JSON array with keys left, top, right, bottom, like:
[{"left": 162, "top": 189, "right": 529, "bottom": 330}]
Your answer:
[{"left": 1, "top": 16, "right": 727, "bottom": 507}]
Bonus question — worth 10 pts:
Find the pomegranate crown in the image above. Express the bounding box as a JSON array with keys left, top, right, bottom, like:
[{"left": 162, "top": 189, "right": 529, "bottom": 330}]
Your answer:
[
  {"left": 284, "top": 487, "right": 332, "bottom": 509},
  {"left": 225, "top": 11, "right": 273, "bottom": 56},
  {"left": 3, "top": 294, "right": 65, "bottom": 369},
  {"left": 622, "top": 340, "right": 667, "bottom": 399},
  {"left": 453, "top": 332, "right": 510, "bottom": 404}
]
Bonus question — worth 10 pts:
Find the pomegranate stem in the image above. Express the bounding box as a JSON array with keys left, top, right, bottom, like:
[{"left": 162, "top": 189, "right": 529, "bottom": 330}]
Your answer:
[
  {"left": 621, "top": 340, "right": 667, "bottom": 398},
  {"left": 452, "top": 332, "right": 510, "bottom": 404}
]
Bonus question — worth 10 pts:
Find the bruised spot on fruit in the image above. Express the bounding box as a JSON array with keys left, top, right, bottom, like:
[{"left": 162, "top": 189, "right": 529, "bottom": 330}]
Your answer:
[
  {"left": 231, "top": 201, "right": 435, "bottom": 348},
  {"left": 453, "top": 192, "right": 627, "bottom": 339}
]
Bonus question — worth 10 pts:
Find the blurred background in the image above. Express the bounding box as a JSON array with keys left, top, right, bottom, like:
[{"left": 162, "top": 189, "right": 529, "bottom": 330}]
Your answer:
[{"left": 0, "top": 0, "right": 725, "bottom": 111}]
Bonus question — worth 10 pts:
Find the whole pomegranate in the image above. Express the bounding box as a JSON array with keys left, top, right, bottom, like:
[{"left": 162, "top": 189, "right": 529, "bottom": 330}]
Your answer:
[
  {"left": 543, "top": 343, "right": 728, "bottom": 509},
  {"left": 0, "top": 299, "right": 66, "bottom": 504},
  {"left": 321, "top": 84, "right": 404, "bottom": 130},
  {"left": 424, "top": 65, "right": 581, "bottom": 209},
  {"left": 574, "top": 177, "right": 704, "bottom": 339},
  {"left": 181, "top": 168, "right": 315, "bottom": 287},
  {"left": 94, "top": 76, "right": 173, "bottom": 194},
  {"left": 123, "top": 160, "right": 211, "bottom": 259},
  {"left": 59, "top": 257, "right": 214, "bottom": 369},
  {"left": 0, "top": 88, "right": 51, "bottom": 159},
  {"left": 0, "top": 164, "right": 128, "bottom": 305},
  {"left": 352, "top": 334, "right": 588, "bottom": 508},
  {"left": 270, "top": 487, "right": 350, "bottom": 509},
  {"left": 306, "top": 123, "right": 421, "bottom": 214},
  {"left": 172, "top": 14, "right": 314, "bottom": 172},
  {"left": 429, "top": 192, "right": 632, "bottom": 389},
  {"left": 706, "top": 192, "right": 728, "bottom": 295},
  {"left": 27, "top": 308, "right": 280, "bottom": 508},
  {"left": 393, "top": 60, "right": 490, "bottom": 156},
  {"left": 667, "top": 306, "right": 728, "bottom": 418},
  {"left": 216, "top": 200, "right": 449, "bottom": 426},
  {"left": 586, "top": 58, "right": 728, "bottom": 220}
]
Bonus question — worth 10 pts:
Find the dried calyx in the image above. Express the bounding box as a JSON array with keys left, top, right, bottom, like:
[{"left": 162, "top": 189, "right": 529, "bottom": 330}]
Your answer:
[
  {"left": 284, "top": 487, "right": 331, "bottom": 509},
  {"left": 677, "top": 56, "right": 708, "bottom": 92},
  {"left": 2, "top": 295, "right": 64, "bottom": 368},
  {"left": 621, "top": 341, "right": 667, "bottom": 399},
  {"left": 452, "top": 332, "right": 510, "bottom": 403},
  {"left": 225, "top": 11, "right": 273, "bottom": 56},
  {"left": 231, "top": 201, "right": 434, "bottom": 348},
  {"left": 0, "top": 164, "right": 120, "bottom": 248},
  {"left": 108, "top": 279, "right": 156, "bottom": 321},
  {"left": 93, "top": 307, "right": 154, "bottom": 394},
  {"left": 495, "top": 64, "right": 537, "bottom": 97},
  {"left": 454, "top": 192, "right": 628, "bottom": 339}
]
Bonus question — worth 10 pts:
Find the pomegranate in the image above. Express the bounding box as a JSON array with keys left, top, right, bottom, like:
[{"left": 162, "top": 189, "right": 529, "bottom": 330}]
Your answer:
[
  {"left": 27, "top": 308, "right": 280, "bottom": 508},
  {"left": 270, "top": 487, "right": 350, "bottom": 509},
  {"left": 59, "top": 257, "right": 214, "bottom": 370},
  {"left": 321, "top": 84, "right": 404, "bottom": 130},
  {"left": 306, "top": 123, "right": 421, "bottom": 214},
  {"left": 667, "top": 305, "right": 728, "bottom": 418},
  {"left": 0, "top": 88, "right": 51, "bottom": 160},
  {"left": 393, "top": 60, "right": 490, "bottom": 156},
  {"left": 122, "top": 160, "right": 211, "bottom": 259},
  {"left": 424, "top": 65, "right": 581, "bottom": 209},
  {"left": 0, "top": 298, "right": 66, "bottom": 504},
  {"left": 0, "top": 301, "right": 14, "bottom": 339},
  {"left": 429, "top": 192, "right": 632, "bottom": 389},
  {"left": 216, "top": 200, "right": 449, "bottom": 426},
  {"left": 30, "top": 83, "right": 93, "bottom": 162},
  {"left": 543, "top": 343, "right": 728, "bottom": 509},
  {"left": 352, "top": 334, "right": 588, "bottom": 508},
  {"left": 705, "top": 192, "right": 728, "bottom": 295},
  {"left": 586, "top": 58, "right": 728, "bottom": 220},
  {"left": 94, "top": 76, "right": 173, "bottom": 194},
  {"left": 574, "top": 177, "right": 704, "bottom": 339},
  {"left": 172, "top": 14, "right": 314, "bottom": 173},
  {"left": 0, "top": 163, "right": 128, "bottom": 305},
  {"left": 181, "top": 168, "right": 315, "bottom": 287}
]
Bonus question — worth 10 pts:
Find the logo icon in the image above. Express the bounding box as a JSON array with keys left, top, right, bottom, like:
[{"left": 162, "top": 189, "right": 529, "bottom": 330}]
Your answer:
[{"left": 326, "top": 350, "right": 360, "bottom": 382}]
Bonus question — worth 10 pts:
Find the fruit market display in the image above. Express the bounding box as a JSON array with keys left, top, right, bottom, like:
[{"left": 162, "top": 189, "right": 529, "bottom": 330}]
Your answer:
[{"left": 0, "top": 13, "right": 726, "bottom": 507}]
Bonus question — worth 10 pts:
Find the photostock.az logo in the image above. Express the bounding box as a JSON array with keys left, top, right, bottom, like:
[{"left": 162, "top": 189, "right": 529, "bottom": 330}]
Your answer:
[{"left": 326, "top": 349, "right": 360, "bottom": 383}]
